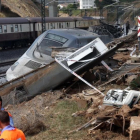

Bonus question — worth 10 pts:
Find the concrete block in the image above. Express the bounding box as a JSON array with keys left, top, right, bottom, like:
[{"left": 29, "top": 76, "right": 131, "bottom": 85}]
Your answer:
[{"left": 130, "top": 117, "right": 140, "bottom": 140}]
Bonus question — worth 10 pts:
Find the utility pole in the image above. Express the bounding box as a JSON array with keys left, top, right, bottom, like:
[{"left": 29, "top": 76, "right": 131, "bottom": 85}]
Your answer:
[{"left": 41, "top": 0, "right": 46, "bottom": 33}]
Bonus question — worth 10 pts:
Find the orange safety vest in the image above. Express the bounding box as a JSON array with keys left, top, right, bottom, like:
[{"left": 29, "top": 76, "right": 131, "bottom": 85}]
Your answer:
[
  {"left": 1, "top": 108, "right": 12, "bottom": 117},
  {"left": 0, "top": 128, "right": 26, "bottom": 140}
]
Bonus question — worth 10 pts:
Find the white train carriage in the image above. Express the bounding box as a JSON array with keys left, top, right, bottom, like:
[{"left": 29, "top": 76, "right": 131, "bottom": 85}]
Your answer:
[{"left": 6, "top": 28, "right": 101, "bottom": 81}]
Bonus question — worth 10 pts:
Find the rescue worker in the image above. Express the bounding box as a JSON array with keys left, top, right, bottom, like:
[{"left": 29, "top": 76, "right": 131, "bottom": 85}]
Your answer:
[
  {"left": 0, "top": 110, "right": 26, "bottom": 140},
  {"left": 0, "top": 96, "right": 14, "bottom": 127}
]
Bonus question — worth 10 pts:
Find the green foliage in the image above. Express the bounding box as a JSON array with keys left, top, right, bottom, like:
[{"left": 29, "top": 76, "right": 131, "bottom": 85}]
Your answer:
[
  {"left": 72, "top": 10, "right": 81, "bottom": 16},
  {"left": 59, "top": 3, "right": 79, "bottom": 15},
  {"left": 61, "top": 7, "right": 68, "bottom": 13},
  {"left": 95, "top": 0, "right": 114, "bottom": 9},
  {"left": 67, "top": 3, "right": 79, "bottom": 10}
]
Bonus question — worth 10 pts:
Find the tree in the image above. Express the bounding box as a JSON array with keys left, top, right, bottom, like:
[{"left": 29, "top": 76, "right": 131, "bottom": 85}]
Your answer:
[
  {"left": 67, "top": 3, "right": 78, "bottom": 10},
  {"left": 95, "top": 0, "right": 114, "bottom": 10}
]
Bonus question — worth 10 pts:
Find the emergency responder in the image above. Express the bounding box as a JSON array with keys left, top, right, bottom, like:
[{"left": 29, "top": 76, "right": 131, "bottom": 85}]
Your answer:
[
  {"left": 0, "top": 96, "right": 14, "bottom": 127},
  {"left": 0, "top": 110, "right": 26, "bottom": 140}
]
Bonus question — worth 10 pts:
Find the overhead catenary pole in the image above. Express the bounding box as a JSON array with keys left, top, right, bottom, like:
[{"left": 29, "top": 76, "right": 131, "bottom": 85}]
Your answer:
[
  {"left": 0, "top": 0, "right": 1, "bottom": 12},
  {"left": 41, "top": 0, "right": 78, "bottom": 32},
  {"left": 41, "top": 0, "right": 46, "bottom": 33},
  {"left": 138, "top": 16, "right": 140, "bottom": 51}
]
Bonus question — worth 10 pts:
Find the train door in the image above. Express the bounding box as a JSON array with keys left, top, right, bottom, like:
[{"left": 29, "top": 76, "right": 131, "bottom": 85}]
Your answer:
[
  {"left": 3, "top": 25, "right": 7, "bottom": 33},
  {"left": 61, "top": 22, "right": 64, "bottom": 28},
  {"left": 35, "top": 23, "right": 39, "bottom": 31},
  {"left": 76, "top": 21, "right": 81, "bottom": 28},
  {"left": 0, "top": 25, "right": 2, "bottom": 34},
  {"left": 53, "top": 23, "right": 55, "bottom": 29},
  {"left": 7, "top": 25, "right": 11, "bottom": 33},
  {"left": 54, "top": 22, "right": 57, "bottom": 29},
  {"left": 69, "top": 22, "right": 74, "bottom": 28},
  {"left": 21, "top": 24, "right": 30, "bottom": 32},
  {"left": 46, "top": 23, "right": 48, "bottom": 30},
  {"left": 59, "top": 22, "right": 61, "bottom": 28},
  {"left": 65, "top": 22, "right": 69, "bottom": 28},
  {"left": 38, "top": 23, "right": 42, "bottom": 32},
  {"left": 14, "top": 24, "right": 19, "bottom": 32},
  {"left": 47, "top": 23, "right": 49, "bottom": 29}
]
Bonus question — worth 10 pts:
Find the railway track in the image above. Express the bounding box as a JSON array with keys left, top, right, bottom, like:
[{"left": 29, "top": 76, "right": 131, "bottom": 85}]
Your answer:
[
  {"left": 0, "top": 60, "right": 16, "bottom": 67},
  {"left": 0, "top": 72, "right": 6, "bottom": 76},
  {"left": 0, "top": 60, "right": 16, "bottom": 79}
]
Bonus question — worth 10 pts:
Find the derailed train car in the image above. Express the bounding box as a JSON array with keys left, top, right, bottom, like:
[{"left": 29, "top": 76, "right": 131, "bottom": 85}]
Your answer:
[
  {"left": 7, "top": 28, "right": 111, "bottom": 81},
  {"left": 0, "top": 17, "right": 99, "bottom": 49},
  {"left": 4, "top": 36, "right": 110, "bottom": 103}
]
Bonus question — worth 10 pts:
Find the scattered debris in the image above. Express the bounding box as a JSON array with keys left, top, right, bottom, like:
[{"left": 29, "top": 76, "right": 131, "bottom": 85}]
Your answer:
[
  {"left": 1, "top": 26, "right": 140, "bottom": 140},
  {"left": 88, "top": 20, "right": 123, "bottom": 38},
  {"left": 130, "top": 117, "right": 140, "bottom": 140}
]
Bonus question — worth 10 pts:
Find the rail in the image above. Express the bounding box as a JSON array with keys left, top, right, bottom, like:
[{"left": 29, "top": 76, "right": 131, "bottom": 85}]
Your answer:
[{"left": 0, "top": 60, "right": 16, "bottom": 67}]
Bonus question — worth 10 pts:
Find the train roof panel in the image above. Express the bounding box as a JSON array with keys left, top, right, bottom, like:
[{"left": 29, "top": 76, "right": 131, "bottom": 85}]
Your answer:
[
  {"left": 0, "top": 17, "right": 29, "bottom": 24},
  {"left": 47, "top": 29, "right": 99, "bottom": 39}
]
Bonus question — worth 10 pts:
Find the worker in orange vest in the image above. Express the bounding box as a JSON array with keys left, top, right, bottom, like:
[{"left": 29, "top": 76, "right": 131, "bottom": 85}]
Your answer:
[
  {"left": 0, "top": 110, "right": 26, "bottom": 140},
  {"left": 0, "top": 96, "right": 14, "bottom": 127}
]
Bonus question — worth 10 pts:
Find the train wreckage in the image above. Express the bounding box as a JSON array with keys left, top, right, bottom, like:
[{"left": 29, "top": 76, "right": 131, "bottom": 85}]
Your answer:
[{"left": 0, "top": 29, "right": 137, "bottom": 104}]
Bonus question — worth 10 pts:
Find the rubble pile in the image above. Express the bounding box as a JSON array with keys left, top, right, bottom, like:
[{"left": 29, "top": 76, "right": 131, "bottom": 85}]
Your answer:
[
  {"left": 5, "top": 91, "right": 63, "bottom": 135},
  {"left": 70, "top": 89, "right": 140, "bottom": 140}
]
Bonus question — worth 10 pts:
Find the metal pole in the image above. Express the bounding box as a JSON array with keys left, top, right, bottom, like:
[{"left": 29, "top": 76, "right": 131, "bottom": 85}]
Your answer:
[
  {"left": 0, "top": 0, "right": 1, "bottom": 12},
  {"left": 138, "top": 16, "right": 140, "bottom": 51},
  {"left": 41, "top": 0, "right": 46, "bottom": 33}
]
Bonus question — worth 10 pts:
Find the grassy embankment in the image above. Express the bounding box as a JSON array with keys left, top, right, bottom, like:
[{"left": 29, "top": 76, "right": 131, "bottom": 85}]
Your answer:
[{"left": 27, "top": 100, "right": 89, "bottom": 140}]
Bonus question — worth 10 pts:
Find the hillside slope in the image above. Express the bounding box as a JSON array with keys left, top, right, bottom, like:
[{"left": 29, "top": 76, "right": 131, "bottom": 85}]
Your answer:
[{"left": 1, "top": 0, "right": 41, "bottom": 17}]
